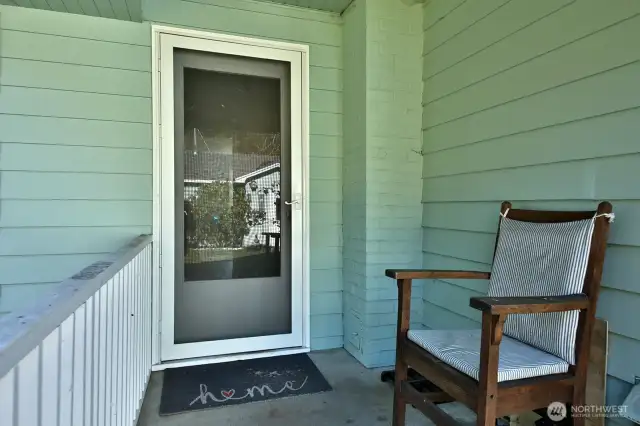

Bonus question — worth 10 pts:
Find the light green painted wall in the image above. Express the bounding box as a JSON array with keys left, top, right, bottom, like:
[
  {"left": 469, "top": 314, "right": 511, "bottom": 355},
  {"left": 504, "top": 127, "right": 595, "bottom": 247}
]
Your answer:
[
  {"left": 342, "top": 0, "right": 423, "bottom": 368},
  {"left": 0, "top": 5, "right": 152, "bottom": 316},
  {"left": 420, "top": 0, "right": 640, "bottom": 419}
]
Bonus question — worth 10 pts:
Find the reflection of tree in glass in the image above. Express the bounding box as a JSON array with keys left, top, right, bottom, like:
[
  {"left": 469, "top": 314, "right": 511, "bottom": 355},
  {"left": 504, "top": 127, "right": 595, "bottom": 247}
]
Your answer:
[
  {"left": 248, "top": 133, "right": 280, "bottom": 157},
  {"left": 187, "top": 182, "right": 264, "bottom": 249}
]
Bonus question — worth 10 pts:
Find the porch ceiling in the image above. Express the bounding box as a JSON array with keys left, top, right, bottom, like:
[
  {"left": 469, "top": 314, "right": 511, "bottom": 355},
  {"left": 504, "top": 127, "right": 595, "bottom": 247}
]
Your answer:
[
  {"left": 0, "top": 0, "right": 352, "bottom": 21},
  {"left": 256, "top": 0, "right": 352, "bottom": 13},
  {"left": 0, "top": 0, "right": 142, "bottom": 21}
]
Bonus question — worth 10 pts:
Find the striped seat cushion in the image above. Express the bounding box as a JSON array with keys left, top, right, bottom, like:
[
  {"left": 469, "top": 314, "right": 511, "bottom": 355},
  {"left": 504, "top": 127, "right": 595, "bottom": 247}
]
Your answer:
[
  {"left": 408, "top": 329, "right": 569, "bottom": 382},
  {"left": 488, "top": 217, "right": 595, "bottom": 364}
]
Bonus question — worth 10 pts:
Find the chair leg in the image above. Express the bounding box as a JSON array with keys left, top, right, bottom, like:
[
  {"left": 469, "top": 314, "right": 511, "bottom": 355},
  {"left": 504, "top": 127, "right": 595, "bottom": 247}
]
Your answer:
[
  {"left": 476, "top": 376, "right": 497, "bottom": 426},
  {"left": 392, "top": 358, "right": 408, "bottom": 426},
  {"left": 571, "top": 383, "right": 587, "bottom": 426},
  {"left": 476, "top": 403, "right": 496, "bottom": 426}
]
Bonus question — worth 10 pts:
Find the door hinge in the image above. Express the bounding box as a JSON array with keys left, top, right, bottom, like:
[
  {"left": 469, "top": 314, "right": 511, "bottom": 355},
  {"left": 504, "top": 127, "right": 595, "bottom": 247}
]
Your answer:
[{"left": 159, "top": 252, "right": 162, "bottom": 268}]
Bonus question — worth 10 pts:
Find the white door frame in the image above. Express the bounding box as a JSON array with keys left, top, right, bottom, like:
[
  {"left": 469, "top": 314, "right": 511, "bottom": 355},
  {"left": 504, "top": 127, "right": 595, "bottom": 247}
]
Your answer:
[{"left": 150, "top": 25, "right": 310, "bottom": 366}]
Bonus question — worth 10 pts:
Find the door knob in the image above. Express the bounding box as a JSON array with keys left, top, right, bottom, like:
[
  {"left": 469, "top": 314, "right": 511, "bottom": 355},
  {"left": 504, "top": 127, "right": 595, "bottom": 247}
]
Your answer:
[{"left": 284, "top": 200, "right": 299, "bottom": 205}]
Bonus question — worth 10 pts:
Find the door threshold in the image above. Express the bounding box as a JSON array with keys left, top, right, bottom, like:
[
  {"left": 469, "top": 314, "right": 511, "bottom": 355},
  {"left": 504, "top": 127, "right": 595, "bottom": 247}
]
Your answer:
[{"left": 152, "top": 346, "right": 310, "bottom": 371}]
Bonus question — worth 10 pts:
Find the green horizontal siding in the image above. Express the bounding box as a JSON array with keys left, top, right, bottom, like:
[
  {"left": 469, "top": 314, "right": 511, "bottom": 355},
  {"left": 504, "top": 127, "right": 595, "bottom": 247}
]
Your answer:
[
  {"left": 421, "top": 0, "right": 640, "bottom": 417},
  {"left": 0, "top": 5, "right": 152, "bottom": 316}
]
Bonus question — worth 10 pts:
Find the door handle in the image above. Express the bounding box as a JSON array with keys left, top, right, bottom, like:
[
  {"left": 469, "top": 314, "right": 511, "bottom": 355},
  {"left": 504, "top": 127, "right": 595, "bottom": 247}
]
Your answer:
[{"left": 284, "top": 194, "right": 302, "bottom": 210}]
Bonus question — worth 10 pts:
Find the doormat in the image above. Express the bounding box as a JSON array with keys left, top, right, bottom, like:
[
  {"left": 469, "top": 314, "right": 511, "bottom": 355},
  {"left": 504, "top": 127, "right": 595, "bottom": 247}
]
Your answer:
[{"left": 159, "top": 353, "right": 332, "bottom": 415}]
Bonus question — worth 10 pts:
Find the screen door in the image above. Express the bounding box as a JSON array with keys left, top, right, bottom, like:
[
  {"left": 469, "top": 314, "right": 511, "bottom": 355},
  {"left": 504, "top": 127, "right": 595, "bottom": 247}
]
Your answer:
[{"left": 159, "top": 34, "right": 305, "bottom": 361}]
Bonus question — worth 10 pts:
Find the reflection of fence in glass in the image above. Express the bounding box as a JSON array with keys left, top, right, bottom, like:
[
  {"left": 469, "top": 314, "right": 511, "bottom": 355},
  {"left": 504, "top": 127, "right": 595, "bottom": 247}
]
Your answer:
[{"left": 182, "top": 141, "right": 281, "bottom": 263}]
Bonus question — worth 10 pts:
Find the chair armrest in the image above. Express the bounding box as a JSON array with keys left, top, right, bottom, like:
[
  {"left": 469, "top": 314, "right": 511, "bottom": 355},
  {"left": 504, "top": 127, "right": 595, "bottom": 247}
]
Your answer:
[
  {"left": 385, "top": 269, "right": 490, "bottom": 280},
  {"left": 469, "top": 294, "right": 590, "bottom": 315}
]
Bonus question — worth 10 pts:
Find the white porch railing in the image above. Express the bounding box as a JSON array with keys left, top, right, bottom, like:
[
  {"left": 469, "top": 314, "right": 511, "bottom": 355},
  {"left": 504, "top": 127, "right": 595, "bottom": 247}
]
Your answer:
[{"left": 0, "top": 235, "right": 153, "bottom": 426}]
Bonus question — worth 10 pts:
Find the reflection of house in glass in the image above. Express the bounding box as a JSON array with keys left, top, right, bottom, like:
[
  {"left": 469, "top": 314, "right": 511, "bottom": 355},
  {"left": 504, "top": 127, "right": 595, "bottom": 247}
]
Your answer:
[
  {"left": 235, "top": 163, "right": 281, "bottom": 248},
  {"left": 183, "top": 149, "right": 280, "bottom": 249}
]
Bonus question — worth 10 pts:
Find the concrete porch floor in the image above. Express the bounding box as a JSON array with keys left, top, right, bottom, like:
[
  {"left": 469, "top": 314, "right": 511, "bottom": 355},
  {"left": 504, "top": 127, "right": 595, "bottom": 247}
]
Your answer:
[{"left": 137, "top": 349, "right": 477, "bottom": 426}]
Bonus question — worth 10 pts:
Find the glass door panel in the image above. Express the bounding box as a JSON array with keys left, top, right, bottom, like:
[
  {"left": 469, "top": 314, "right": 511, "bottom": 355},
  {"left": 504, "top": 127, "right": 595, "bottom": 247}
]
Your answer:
[{"left": 173, "top": 49, "right": 292, "bottom": 345}]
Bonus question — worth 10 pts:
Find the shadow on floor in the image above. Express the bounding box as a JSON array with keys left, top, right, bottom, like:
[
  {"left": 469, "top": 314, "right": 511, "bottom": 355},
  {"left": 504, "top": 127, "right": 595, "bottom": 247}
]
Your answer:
[{"left": 137, "top": 349, "right": 477, "bottom": 426}]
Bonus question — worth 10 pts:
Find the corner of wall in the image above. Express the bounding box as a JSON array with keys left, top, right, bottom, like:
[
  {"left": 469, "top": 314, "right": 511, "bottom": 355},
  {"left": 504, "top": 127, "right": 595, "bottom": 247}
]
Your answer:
[{"left": 342, "top": 0, "right": 424, "bottom": 368}]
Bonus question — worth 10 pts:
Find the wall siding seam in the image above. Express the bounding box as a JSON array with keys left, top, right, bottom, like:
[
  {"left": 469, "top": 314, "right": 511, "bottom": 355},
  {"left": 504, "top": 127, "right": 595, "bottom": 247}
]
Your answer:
[
  {"left": 0, "top": 281, "right": 61, "bottom": 287},
  {"left": 0, "top": 225, "right": 151, "bottom": 230},
  {"left": 422, "top": 59, "right": 640, "bottom": 131},
  {"left": 422, "top": 104, "right": 640, "bottom": 156},
  {"left": 423, "top": 299, "right": 479, "bottom": 323},
  {"left": 421, "top": 0, "right": 577, "bottom": 79},
  {"left": 0, "top": 84, "right": 152, "bottom": 99},
  {"left": 422, "top": 151, "right": 640, "bottom": 181},
  {"left": 428, "top": 278, "right": 486, "bottom": 295},
  {"left": 423, "top": 0, "right": 514, "bottom": 57},
  {"left": 422, "top": 0, "right": 469, "bottom": 33},
  {"left": 422, "top": 9, "right": 640, "bottom": 98},
  {"left": 422, "top": 225, "right": 493, "bottom": 236},
  {"left": 0, "top": 170, "right": 152, "bottom": 176},
  {"left": 0, "top": 198, "right": 152, "bottom": 202},
  {"left": 423, "top": 226, "right": 640, "bottom": 252},
  {"left": 0, "top": 27, "right": 151, "bottom": 47},
  {"left": 0, "top": 141, "right": 152, "bottom": 151},
  {"left": 311, "top": 87, "right": 343, "bottom": 93},
  {"left": 0, "top": 112, "right": 151, "bottom": 124},
  {"left": 0, "top": 56, "right": 153, "bottom": 74},
  {"left": 421, "top": 249, "right": 491, "bottom": 266},
  {"left": 0, "top": 252, "right": 112, "bottom": 259}
]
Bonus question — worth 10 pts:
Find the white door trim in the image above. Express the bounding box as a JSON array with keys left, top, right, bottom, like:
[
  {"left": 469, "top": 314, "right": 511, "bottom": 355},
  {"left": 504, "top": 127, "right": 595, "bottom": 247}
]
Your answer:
[{"left": 151, "top": 25, "right": 310, "bottom": 365}]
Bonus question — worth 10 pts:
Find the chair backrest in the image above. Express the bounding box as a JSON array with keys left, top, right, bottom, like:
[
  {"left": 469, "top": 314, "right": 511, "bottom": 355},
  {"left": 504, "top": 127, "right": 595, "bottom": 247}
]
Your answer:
[{"left": 488, "top": 202, "right": 612, "bottom": 365}]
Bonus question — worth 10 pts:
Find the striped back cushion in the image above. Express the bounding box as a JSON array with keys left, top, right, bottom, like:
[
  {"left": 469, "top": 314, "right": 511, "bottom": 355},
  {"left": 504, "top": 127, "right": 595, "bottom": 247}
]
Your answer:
[{"left": 488, "top": 217, "right": 595, "bottom": 364}]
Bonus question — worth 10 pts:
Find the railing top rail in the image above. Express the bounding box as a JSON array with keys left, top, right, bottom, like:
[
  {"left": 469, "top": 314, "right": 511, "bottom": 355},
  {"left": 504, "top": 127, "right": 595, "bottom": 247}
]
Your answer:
[{"left": 0, "top": 234, "right": 152, "bottom": 379}]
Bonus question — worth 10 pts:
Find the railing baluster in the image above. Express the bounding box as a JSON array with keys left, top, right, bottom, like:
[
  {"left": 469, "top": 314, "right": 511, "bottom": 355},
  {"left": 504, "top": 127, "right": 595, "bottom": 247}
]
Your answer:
[
  {"left": 73, "top": 304, "right": 86, "bottom": 426},
  {"left": 93, "top": 289, "right": 101, "bottom": 426},
  {"left": 137, "top": 254, "right": 143, "bottom": 407},
  {"left": 119, "top": 266, "right": 127, "bottom": 426},
  {"left": 0, "top": 368, "right": 15, "bottom": 424},
  {"left": 136, "top": 254, "right": 144, "bottom": 418},
  {"left": 127, "top": 262, "right": 133, "bottom": 425},
  {"left": 59, "top": 317, "right": 75, "bottom": 426},
  {"left": 41, "top": 330, "right": 60, "bottom": 426},
  {"left": 106, "top": 277, "right": 115, "bottom": 426},
  {"left": 129, "top": 252, "right": 138, "bottom": 425},
  {"left": 17, "top": 347, "right": 40, "bottom": 426},
  {"left": 112, "top": 272, "right": 122, "bottom": 426},
  {"left": 144, "top": 248, "right": 151, "bottom": 383},
  {"left": 98, "top": 285, "right": 108, "bottom": 426}
]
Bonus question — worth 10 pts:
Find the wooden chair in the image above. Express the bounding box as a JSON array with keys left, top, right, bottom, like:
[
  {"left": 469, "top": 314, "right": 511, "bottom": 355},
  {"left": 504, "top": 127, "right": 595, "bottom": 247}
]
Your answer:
[{"left": 387, "top": 201, "right": 613, "bottom": 426}]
